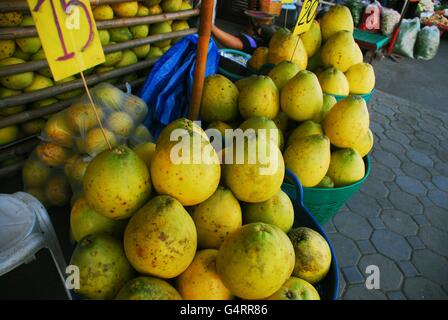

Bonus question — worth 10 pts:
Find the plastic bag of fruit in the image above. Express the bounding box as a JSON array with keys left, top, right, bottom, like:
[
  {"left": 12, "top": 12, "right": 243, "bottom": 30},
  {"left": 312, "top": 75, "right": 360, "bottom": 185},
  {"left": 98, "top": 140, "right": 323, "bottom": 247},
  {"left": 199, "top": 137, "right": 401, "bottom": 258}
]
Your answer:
[
  {"left": 415, "top": 26, "right": 440, "bottom": 60},
  {"left": 393, "top": 18, "right": 421, "bottom": 58},
  {"left": 346, "top": 0, "right": 366, "bottom": 27},
  {"left": 40, "top": 83, "right": 149, "bottom": 158},
  {"left": 381, "top": 7, "right": 400, "bottom": 36},
  {"left": 22, "top": 149, "right": 72, "bottom": 209}
]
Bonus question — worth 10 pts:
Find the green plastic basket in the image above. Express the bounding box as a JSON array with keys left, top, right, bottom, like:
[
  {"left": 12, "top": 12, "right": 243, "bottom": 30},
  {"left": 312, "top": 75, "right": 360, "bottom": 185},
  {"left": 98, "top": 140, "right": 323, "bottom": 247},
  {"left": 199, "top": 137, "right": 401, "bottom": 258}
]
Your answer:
[
  {"left": 329, "top": 89, "right": 375, "bottom": 104},
  {"left": 283, "top": 156, "right": 371, "bottom": 225}
]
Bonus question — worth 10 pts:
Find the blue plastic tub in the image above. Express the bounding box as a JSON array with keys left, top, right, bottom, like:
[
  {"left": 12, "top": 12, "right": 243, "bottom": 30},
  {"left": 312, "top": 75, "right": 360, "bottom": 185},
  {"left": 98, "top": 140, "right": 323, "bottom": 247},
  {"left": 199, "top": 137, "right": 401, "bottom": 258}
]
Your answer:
[{"left": 282, "top": 169, "right": 340, "bottom": 300}]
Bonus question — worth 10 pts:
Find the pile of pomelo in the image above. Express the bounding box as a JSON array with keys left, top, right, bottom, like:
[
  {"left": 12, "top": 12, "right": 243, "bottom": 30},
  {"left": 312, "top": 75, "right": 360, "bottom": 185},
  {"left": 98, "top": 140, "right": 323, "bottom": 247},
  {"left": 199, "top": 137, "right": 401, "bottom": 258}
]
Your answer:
[{"left": 69, "top": 116, "right": 333, "bottom": 300}]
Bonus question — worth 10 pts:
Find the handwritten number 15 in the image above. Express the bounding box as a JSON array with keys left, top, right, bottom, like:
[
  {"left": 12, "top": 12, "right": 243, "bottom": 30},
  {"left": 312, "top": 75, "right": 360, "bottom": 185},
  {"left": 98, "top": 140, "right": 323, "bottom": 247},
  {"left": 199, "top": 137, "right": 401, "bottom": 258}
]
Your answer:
[{"left": 33, "top": 0, "right": 94, "bottom": 61}]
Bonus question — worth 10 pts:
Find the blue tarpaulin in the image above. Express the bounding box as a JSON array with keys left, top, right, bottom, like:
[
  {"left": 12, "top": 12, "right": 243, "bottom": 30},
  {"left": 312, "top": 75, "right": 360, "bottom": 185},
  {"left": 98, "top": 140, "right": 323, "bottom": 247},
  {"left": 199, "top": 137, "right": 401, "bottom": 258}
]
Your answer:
[{"left": 139, "top": 34, "right": 220, "bottom": 140}]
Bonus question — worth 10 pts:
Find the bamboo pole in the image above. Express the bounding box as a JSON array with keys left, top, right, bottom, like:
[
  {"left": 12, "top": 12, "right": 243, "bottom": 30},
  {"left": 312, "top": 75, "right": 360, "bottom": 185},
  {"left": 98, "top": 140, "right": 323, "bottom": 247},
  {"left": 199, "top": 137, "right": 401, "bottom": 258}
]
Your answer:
[
  {"left": 0, "top": 0, "right": 140, "bottom": 12},
  {"left": 0, "top": 138, "right": 39, "bottom": 162},
  {"left": 188, "top": 0, "right": 214, "bottom": 121},
  {"left": 0, "top": 28, "right": 197, "bottom": 77},
  {"left": 0, "top": 59, "right": 158, "bottom": 109},
  {"left": 0, "top": 161, "right": 26, "bottom": 178},
  {"left": 0, "top": 9, "right": 200, "bottom": 39}
]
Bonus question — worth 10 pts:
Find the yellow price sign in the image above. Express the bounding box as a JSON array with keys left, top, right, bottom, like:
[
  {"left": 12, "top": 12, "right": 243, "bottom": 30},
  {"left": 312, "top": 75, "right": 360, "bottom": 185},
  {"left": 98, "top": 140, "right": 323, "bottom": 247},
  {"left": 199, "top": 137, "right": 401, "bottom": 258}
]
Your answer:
[
  {"left": 293, "top": 0, "right": 320, "bottom": 36},
  {"left": 27, "top": 0, "right": 105, "bottom": 81}
]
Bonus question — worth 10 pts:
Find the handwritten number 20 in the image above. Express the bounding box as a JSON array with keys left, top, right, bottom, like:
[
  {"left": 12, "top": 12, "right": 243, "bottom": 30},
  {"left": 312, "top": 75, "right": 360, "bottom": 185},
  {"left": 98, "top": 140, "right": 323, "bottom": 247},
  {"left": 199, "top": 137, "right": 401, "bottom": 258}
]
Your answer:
[
  {"left": 297, "top": 0, "right": 319, "bottom": 26},
  {"left": 33, "top": 0, "right": 94, "bottom": 61}
]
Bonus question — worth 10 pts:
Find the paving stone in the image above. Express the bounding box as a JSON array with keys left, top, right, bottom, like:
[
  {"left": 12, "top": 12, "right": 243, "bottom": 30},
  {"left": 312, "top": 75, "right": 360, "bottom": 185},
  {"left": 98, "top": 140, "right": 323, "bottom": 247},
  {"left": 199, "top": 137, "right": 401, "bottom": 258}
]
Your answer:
[
  {"left": 422, "top": 180, "right": 437, "bottom": 191},
  {"left": 389, "top": 191, "right": 423, "bottom": 216},
  {"left": 396, "top": 112, "right": 418, "bottom": 125},
  {"left": 387, "top": 291, "right": 407, "bottom": 300},
  {"left": 401, "top": 161, "right": 431, "bottom": 181},
  {"left": 368, "top": 217, "right": 386, "bottom": 229},
  {"left": 415, "top": 131, "right": 441, "bottom": 146},
  {"left": 417, "top": 195, "right": 437, "bottom": 207},
  {"left": 421, "top": 113, "right": 444, "bottom": 127},
  {"left": 324, "top": 219, "right": 337, "bottom": 234},
  {"left": 418, "top": 119, "right": 445, "bottom": 137},
  {"left": 410, "top": 140, "right": 437, "bottom": 155},
  {"left": 381, "top": 137, "right": 406, "bottom": 154},
  {"left": 403, "top": 277, "right": 448, "bottom": 300},
  {"left": 437, "top": 150, "right": 448, "bottom": 163},
  {"left": 359, "top": 177, "right": 389, "bottom": 200},
  {"left": 419, "top": 226, "right": 448, "bottom": 257},
  {"left": 391, "top": 121, "right": 414, "bottom": 134},
  {"left": 346, "top": 192, "right": 381, "bottom": 218},
  {"left": 343, "top": 284, "right": 387, "bottom": 300},
  {"left": 371, "top": 230, "right": 412, "bottom": 261},
  {"left": 381, "top": 209, "right": 418, "bottom": 236},
  {"left": 327, "top": 233, "right": 361, "bottom": 268},
  {"left": 432, "top": 176, "right": 448, "bottom": 192},
  {"left": 397, "top": 260, "right": 419, "bottom": 277},
  {"left": 412, "top": 214, "right": 430, "bottom": 227},
  {"left": 396, "top": 176, "right": 427, "bottom": 197},
  {"left": 428, "top": 190, "right": 448, "bottom": 209},
  {"left": 406, "top": 150, "right": 434, "bottom": 167},
  {"left": 370, "top": 162, "right": 395, "bottom": 182},
  {"left": 356, "top": 240, "right": 377, "bottom": 255},
  {"left": 412, "top": 249, "right": 448, "bottom": 287},
  {"left": 406, "top": 235, "right": 425, "bottom": 250},
  {"left": 370, "top": 121, "right": 384, "bottom": 134},
  {"left": 338, "top": 271, "right": 346, "bottom": 299},
  {"left": 384, "top": 129, "right": 410, "bottom": 146},
  {"left": 374, "top": 149, "right": 401, "bottom": 168},
  {"left": 334, "top": 211, "right": 372, "bottom": 240},
  {"left": 385, "top": 181, "right": 400, "bottom": 192},
  {"left": 434, "top": 161, "right": 448, "bottom": 176},
  {"left": 424, "top": 206, "right": 448, "bottom": 233},
  {"left": 342, "top": 266, "right": 364, "bottom": 284},
  {"left": 358, "top": 254, "right": 403, "bottom": 291},
  {"left": 372, "top": 109, "right": 393, "bottom": 122}
]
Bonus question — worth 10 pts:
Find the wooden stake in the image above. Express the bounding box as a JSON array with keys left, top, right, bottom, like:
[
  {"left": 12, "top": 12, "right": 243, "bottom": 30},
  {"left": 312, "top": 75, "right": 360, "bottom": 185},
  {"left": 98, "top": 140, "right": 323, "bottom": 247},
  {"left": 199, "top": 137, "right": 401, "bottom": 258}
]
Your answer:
[
  {"left": 188, "top": 0, "right": 215, "bottom": 121},
  {"left": 79, "top": 71, "right": 112, "bottom": 150}
]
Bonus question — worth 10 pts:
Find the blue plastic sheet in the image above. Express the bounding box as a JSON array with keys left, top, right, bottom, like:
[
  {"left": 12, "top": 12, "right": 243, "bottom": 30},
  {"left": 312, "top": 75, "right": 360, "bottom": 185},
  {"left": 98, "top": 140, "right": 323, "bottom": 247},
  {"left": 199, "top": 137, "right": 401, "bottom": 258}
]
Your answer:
[{"left": 139, "top": 34, "right": 220, "bottom": 139}]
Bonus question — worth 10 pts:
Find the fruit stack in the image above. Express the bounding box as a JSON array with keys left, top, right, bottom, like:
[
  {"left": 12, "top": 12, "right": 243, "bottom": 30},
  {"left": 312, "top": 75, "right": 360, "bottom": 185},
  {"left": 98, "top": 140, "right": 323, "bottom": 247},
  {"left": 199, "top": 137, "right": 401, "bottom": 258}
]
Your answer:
[
  {"left": 21, "top": 83, "right": 151, "bottom": 209},
  {"left": 68, "top": 116, "right": 333, "bottom": 300},
  {"left": 0, "top": 0, "right": 193, "bottom": 150}
]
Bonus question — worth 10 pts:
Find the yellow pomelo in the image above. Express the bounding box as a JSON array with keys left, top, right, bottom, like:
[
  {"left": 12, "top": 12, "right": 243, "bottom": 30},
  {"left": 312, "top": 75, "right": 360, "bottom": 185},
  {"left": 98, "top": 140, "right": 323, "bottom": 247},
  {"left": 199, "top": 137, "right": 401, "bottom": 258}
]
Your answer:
[
  {"left": 320, "top": 4, "right": 354, "bottom": 41},
  {"left": 83, "top": 128, "right": 118, "bottom": 157},
  {"left": 248, "top": 47, "right": 269, "bottom": 70},
  {"left": 216, "top": 223, "right": 295, "bottom": 299},
  {"left": 0, "top": 40, "right": 15, "bottom": 60},
  {"left": 239, "top": 116, "right": 284, "bottom": 150},
  {"left": 268, "top": 28, "right": 307, "bottom": 70},
  {"left": 323, "top": 95, "right": 370, "bottom": 148},
  {"left": 177, "top": 249, "right": 233, "bottom": 300},
  {"left": 35, "top": 142, "right": 71, "bottom": 166},
  {"left": 287, "top": 121, "right": 323, "bottom": 147},
  {"left": 16, "top": 16, "right": 41, "bottom": 54},
  {"left": 93, "top": 4, "right": 114, "bottom": 20},
  {"left": 162, "top": 0, "right": 182, "bottom": 12},
  {"left": 55, "top": 76, "right": 83, "bottom": 100},
  {"left": 318, "top": 67, "right": 350, "bottom": 96},
  {"left": 268, "top": 61, "right": 301, "bottom": 91},
  {"left": 66, "top": 101, "right": 105, "bottom": 134},
  {"left": 352, "top": 129, "right": 374, "bottom": 157},
  {"left": 24, "top": 74, "right": 53, "bottom": 93},
  {"left": 148, "top": 4, "right": 163, "bottom": 15},
  {"left": 84, "top": 146, "right": 151, "bottom": 219},
  {"left": 115, "top": 49, "right": 138, "bottom": 68},
  {"left": 106, "top": 112, "right": 134, "bottom": 137},
  {"left": 267, "top": 276, "right": 320, "bottom": 300},
  {"left": 281, "top": 70, "right": 323, "bottom": 121},
  {"left": 284, "top": 134, "right": 331, "bottom": 187},
  {"left": 70, "top": 196, "right": 127, "bottom": 242},
  {"left": 151, "top": 129, "right": 220, "bottom": 206},
  {"left": 103, "top": 50, "right": 123, "bottom": 67},
  {"left": 129, "top": 124, "right": 153, "bottom": 147},
  {"left": 317, "top": 175, "right": 335, "bottom": 188},
  {"left": 22, "top": 157, "right": 50, "bottom": 188},
  {"left": 207, "top": 121, "right": 233, "bottom": 137},
  {"left": 327, "top": 148, "right": 365, "bottom": 187},
  {"left": 0, "top": 11, "right": 23, "bottom": 27},
  {"left": 273, "top": 111, "right": 289, "bottom": 132},
  {"left": 0, "top": 88, "right": 24, "bottom": 116},
  {"left": 288, "top": 227, "right": 332, "bottom": 284},
  {"left": 124, "top": 195, "right": 197, "bottom": 278},
  {"left": 238, "top": 75, "right": 279, "bottom": 119},
  {"left": 243, "top": 190, "right": 294, "bottom": 232},
  {"left": 150, "top": 22, "right": 172, "bottom": 47},
  {"left": 98, "top": 29, "right": 110, "bottom": 46},
  {"left": 133, "top": 142, "right": 156, "bottom": 171},
  {"left": 45, "top": 175, "right": 71, "bottom": 207},
  {"left": 21, "top": 119, "right": 46, "bottom": 135},
  {"left": 116, "top": 276, "right": 182, "bottom": 300},
  {"left": 132, "top": 44, "right": 151, "bottom": 59},
  {"left": 223, "top": 134, "right": 285, "bottom": 203},
  {"left": 345, "top": 63, "right": 376, "bottom": 94},
  {"left": 300, "top": 20, "right": 322, "bottom": 57},
  {"left": 42, "top": 112, "right": 73, "bottom": 147},
  {"left": 200, "top": 74, "right": 239, "bottom": 123},
  {"left": 112, "top": 2, "right": 138, "bottom": 17},
  {"left": 312, "top": 94, "right": 337, "bottom": 123},
  {"left": 191, "top": 186, "right": 242, "bottom": 249},
  {"left": 70, "top": 234, "right": 134, "bottom": 300},
  {"left": 0, "top": 125, "right": 18, "bottom": 145},
  {"left": 321, "top": 31, "right": 363, "bottom": 72},
  {"left": 0, "top": 58, "right": 34, "bottom": 90}
]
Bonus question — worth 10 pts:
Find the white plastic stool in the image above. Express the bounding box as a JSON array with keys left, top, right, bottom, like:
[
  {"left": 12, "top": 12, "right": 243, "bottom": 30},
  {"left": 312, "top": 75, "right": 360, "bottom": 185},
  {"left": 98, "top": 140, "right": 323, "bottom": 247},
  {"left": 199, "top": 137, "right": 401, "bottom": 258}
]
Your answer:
[{"left": 0, "top": 192, "right": 72, "bottom": 300}]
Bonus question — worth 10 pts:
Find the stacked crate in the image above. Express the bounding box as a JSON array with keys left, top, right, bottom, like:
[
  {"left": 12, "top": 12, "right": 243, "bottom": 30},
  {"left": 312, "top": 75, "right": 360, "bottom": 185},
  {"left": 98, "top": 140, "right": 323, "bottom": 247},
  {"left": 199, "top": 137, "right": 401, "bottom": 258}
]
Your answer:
[{"left": 0, "top": 0, "right": 199, "bottom": 177}]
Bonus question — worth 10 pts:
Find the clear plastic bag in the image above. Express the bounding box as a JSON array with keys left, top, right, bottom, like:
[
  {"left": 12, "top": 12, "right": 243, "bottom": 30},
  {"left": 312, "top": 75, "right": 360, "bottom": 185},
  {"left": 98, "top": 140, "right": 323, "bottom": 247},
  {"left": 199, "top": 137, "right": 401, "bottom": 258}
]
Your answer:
[
  {"left": 381, "top": 7, "right": 401, "bottom": 36},
  {"left": 360, "top": 1, "right": 382, "bottom": 32},
  {"left": 415, "top": 26, "right": 440, "bottom": 60},
  {"left": 393, "top": 18, "right": 421, "bottom": 58}
]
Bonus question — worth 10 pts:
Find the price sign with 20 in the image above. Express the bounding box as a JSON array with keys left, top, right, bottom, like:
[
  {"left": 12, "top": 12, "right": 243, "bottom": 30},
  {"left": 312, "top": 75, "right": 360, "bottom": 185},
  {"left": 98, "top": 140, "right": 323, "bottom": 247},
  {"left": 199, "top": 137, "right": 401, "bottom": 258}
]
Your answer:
[
  {"left": 27, "top": 0, "right": 105, "bottom": 81},
  {"left": 293, "top": 0, "right": 320, "bottom": 36}
]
